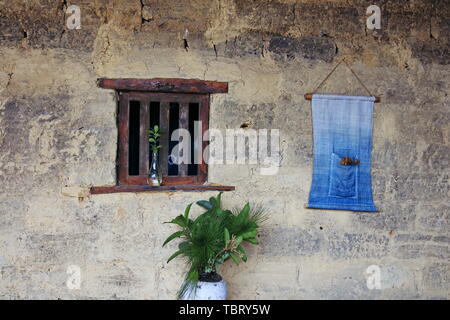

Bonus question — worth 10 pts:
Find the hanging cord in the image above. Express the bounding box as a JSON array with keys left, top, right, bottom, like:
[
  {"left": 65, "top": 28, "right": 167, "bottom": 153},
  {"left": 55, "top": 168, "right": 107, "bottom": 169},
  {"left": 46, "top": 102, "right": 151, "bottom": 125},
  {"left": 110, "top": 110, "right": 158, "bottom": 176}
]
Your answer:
[
  {"left": 311, "top": 58, "right": 374, "bottom": 97},
  {"left": 312, "top": 59, "right": 344, "bottom": 93},
  {"left": 343, "top": 60, "right": 374, "bottom": 97}
]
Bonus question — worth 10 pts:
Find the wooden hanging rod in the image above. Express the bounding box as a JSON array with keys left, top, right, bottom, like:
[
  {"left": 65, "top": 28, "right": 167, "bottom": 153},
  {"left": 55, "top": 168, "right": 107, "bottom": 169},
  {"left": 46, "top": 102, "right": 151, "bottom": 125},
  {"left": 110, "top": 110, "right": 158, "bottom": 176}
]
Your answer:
[{"left": 304, "top": 93, "right": 381, "bottom": 103}]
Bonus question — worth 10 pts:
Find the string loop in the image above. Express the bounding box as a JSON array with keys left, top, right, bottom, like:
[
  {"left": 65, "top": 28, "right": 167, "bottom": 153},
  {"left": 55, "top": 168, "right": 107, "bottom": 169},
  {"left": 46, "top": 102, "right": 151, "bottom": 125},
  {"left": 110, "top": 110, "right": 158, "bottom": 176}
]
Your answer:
[{"left": 312, "top": 58, "right": 374, "bottom": 97}]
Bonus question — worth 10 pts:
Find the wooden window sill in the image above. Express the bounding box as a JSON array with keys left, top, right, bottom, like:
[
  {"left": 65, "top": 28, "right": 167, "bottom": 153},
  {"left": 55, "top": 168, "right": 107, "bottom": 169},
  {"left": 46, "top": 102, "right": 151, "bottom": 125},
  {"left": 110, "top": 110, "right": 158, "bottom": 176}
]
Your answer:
[{"left": 90, "top": 184, "right": 235, "bottom": 195}]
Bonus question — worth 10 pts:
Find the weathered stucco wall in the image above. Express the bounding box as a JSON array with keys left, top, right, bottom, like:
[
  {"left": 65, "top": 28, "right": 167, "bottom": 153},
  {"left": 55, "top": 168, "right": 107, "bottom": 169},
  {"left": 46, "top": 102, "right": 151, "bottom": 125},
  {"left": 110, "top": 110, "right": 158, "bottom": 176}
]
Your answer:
[{"left": 0, "top": 0, "right": 449, "bottom": 299}]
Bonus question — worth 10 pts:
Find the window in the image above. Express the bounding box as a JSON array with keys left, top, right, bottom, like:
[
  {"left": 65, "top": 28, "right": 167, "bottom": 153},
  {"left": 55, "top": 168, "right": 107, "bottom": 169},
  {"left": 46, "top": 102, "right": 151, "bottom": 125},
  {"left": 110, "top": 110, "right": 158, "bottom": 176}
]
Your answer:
[
  {"left": 91, "top": 78, "right": 234, "bottom": 194},
  {"left": 117, "top": 91, "right": 208, "bottom": 185}
]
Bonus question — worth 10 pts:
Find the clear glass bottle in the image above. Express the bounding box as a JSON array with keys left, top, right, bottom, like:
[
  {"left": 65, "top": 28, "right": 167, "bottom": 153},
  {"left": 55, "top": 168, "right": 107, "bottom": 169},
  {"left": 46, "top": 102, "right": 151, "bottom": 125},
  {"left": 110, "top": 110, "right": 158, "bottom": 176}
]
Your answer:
[{"left": 148, "top": 150, "right": 161, "bottom": 186}]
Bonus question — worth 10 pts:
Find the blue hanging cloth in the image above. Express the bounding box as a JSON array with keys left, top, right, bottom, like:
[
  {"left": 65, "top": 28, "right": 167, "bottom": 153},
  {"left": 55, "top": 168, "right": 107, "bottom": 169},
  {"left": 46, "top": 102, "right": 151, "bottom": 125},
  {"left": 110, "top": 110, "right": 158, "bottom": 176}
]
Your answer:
[{"left": 308, "top": 94, "right": 378, "bottom": 212}]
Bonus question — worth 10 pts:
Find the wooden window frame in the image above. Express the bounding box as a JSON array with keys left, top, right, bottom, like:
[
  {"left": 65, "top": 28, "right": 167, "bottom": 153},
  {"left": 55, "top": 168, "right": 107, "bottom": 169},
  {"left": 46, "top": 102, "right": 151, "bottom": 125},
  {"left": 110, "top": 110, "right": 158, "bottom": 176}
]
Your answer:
[
  {"left": 117, "top": 91, "right": 209, "bottom": 186},
  {"left": 90, "top": 78, "right": 234, "bottom": 194}
]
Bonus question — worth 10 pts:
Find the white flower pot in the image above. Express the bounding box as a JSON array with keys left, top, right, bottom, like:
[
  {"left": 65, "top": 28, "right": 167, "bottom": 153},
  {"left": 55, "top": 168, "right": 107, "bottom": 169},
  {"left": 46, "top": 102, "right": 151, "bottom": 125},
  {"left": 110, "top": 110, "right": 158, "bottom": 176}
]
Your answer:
[{"left": 181, "top": 279, "right": 227, "bottom": 300}]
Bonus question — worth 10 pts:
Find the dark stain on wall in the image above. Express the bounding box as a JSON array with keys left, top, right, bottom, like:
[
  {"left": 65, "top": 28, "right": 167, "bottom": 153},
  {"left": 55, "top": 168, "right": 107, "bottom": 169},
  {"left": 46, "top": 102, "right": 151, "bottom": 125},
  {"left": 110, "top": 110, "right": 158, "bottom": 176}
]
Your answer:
[
  {"left": 0, "top": 0, "right": 449, "bottom": 64},
  {"left": 268, "top": 35, "right": 336, "bottom": 62}
]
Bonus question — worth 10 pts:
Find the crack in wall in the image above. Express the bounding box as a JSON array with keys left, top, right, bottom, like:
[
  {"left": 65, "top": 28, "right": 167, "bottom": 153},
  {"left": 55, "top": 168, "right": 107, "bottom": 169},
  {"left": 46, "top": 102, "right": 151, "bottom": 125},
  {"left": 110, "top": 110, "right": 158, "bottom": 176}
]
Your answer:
[
  {"left": 140, "top": 0, "right": 153, "bottom": 30},
  {"left": 59, "top": 0, "right": 69, "bottom": 45},
  {"left": 213, "top": 43, "right": 218, "bottom": 58},
  {"left": 292, "top": 3, "right": 296, "bottom": 24},
  {"left": 6, "top": 73, "right": 13, "bottom": 88}
]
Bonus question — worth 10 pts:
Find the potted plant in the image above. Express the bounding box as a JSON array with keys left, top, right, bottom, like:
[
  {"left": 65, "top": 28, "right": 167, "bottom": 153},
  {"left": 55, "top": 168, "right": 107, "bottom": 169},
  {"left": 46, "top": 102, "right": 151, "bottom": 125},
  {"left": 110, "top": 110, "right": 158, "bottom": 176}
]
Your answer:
[
  {"left": 163, "top": 193, "right": 266, "bottom": 300},
  {"left": 148, "top": 125, "right": 163, "bottom": 186}
]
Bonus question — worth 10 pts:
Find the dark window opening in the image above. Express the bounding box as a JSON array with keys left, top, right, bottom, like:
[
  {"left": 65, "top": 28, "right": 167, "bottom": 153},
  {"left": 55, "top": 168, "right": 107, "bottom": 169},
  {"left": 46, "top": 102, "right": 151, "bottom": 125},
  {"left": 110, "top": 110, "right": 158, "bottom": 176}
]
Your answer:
[
  {"left": 188, "top": 102, "right": 199, "bottom": 176},
  {"left": 168, "top": 102, "right": 179, "bottom": 176},
  {"left": 128, "top": 100, "right": 140, "bottom": 175}
]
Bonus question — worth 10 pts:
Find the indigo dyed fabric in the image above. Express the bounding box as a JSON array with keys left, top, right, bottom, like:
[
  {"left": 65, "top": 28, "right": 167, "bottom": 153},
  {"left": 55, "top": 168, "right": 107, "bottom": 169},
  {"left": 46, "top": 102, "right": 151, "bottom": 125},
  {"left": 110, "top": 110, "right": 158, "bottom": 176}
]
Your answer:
[{"left": 308, "top": 94, "right": 378, "bottom": 212}]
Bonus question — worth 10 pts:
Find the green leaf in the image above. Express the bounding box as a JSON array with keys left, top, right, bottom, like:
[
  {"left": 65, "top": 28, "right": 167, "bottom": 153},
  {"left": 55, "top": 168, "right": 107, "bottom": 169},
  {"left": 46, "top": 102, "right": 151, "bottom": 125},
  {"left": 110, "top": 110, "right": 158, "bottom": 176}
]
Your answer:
[
  {"left": 163, "top": 231, "right": 188, "bottom": 247},
  {"left": 178, "top": 242, "right": 189, "bottom": 250},
  {"left": 232, "top": 203, "right": 250, "bottom": 228},
  {"left": 154, "top": 125, "right": 159, "bottom": 132},
  {"left": 187, "top": 269, "right": 199, "bottom": 282},
  {"left": 196, "top": 200, "right": 213, "bottom": 210},
  {"left": 209, "top": 197, "right": 218, "bottom": 208},
  {"left": 224, "top": 228, "right": 230, "bottom": 244},
  {"left": 184, "top": 203, "right": 193, "bottom": 221},
  {"left": 216, "top": 192, "right": 223, "bottom": 209},
  {"left": 229, "top": 252, "right": 241, "bottom": 265},
  {"left": 167, "top": 249, "right": 184, "bottom": 263},
  {"left": 165, "top": 215, "right": 187, "bottom": 228},
  {"left": 149, "top": 138, "right": 156, "bottom": 143},
  {"left": 245, "top": 237, "right": 259, "bottom": 244},
  {"left": 239, "top": 203, "right": 250, "bottom": 220},
  {"left": 240, "top": 230, "right": 257, "bottom": 240},
  {"left": 235, "top": 235, "right": 243, "bottom": 246},
  {"left": 216, "top": 251, "right": 230, "bottom": 265},
  {"left": 237, "top": 245, "right": 248, "bottom": 262}
]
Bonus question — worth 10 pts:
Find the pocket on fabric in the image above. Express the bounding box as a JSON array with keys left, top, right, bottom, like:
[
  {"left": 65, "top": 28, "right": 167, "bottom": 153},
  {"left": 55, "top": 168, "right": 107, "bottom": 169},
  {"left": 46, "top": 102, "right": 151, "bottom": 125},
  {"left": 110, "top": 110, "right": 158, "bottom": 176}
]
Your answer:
[{"left": 329, "top": 152, "right": 358, "bottom": 198}]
